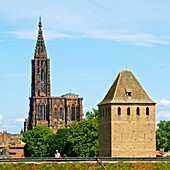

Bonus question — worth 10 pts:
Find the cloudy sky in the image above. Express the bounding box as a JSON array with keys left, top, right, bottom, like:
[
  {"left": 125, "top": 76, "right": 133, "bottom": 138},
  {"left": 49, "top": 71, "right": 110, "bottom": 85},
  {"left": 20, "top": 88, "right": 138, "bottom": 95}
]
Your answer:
[{"left": 0, "top": 0, "right": 170, "bottom": 133}]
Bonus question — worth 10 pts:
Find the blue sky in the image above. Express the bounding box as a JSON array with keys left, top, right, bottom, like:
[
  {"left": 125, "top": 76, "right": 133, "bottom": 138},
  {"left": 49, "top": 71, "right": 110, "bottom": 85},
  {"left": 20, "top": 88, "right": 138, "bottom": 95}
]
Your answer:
[{"left": 0, "top": 0, "right": 170, "bottom": 133}]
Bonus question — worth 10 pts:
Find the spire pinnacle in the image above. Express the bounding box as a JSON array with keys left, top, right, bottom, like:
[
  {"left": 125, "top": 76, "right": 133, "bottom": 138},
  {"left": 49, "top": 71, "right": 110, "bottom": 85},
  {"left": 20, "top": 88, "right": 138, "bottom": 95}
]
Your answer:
[
  {"left": 39, "top": 16, "right": 42, "bottom": 30},
  {"left": 34, "top": 17, "right": 47, "bottom": 59}
]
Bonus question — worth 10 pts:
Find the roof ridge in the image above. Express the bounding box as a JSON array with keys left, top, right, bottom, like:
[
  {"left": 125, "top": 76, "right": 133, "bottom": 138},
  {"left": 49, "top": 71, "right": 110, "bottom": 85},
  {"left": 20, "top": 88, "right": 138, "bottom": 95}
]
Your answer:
[{"left": 112, "top": 71, "right": 121, "bottom": 102}]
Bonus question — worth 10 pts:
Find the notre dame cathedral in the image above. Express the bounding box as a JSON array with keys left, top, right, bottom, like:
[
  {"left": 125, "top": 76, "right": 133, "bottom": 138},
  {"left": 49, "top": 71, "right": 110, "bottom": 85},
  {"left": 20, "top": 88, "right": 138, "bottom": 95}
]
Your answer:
[{"left": 24, "top": 17, "right": 83, "bottom": 133}]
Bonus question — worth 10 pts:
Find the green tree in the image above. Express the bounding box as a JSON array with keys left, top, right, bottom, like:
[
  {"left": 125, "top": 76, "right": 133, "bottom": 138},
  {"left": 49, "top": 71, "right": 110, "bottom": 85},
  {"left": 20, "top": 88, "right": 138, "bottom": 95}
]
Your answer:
[
  {"left": 22, "top": 126, "right": 55, "bottom": 157},
  {"left": 66, "top": 118, "right": 99, "bottom": 157},
  {"left": 52, "top": 128, "right": 70, "bottom": 156},
  {"left": 156, "top": 120, "right": 170, "bottom": 151},
  {"left": 54, "top": 109, "right": 99, "bottom": 157},
  {"left": 85, "top": 108, "right": 99, "bottom": 119}
]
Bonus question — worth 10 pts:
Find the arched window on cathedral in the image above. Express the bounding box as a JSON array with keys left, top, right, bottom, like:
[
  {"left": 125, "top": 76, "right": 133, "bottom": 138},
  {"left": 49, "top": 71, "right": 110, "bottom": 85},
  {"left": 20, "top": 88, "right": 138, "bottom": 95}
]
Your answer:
[
  {"left": 42, "top": 105, "right": 45, "bottom": 120},
  {"left": 41, "top": 84, "right": 45, "bottom": 93},
  {"left": 76, "top": 106, "right": 80, "bottom": 120},
  {"left": 67, "top": 106, "right": 70, "bottom": 121},
  {"left": 46, "top": 105, "right": 49, "bottom": 120},
  {"left": 41, "top": 69, "right": 44, "bottom": 81},
  {"left": 136, "top": 107, "right": 140, "bottom": 116},
  {"left": 38, "top": 72, "right": 40, "bottom": 82},
  {"left": 59, "top": 108, "right": 62, "bottom": 120},
  {"left": 38, "top": 104, "right": 41, "bottom": 120},
  {"left": 38, "top": 104, "right": 45, "bottom": 120},
  {"left": 38, "top": 71, "right": 41, "bottom": 96},
  {"left": 54, "top": 108, "right": 57, "bottom": 119},
  {"left": 127, "top": 107, "right": 130, "bottom": 116},
  {"left": 118, "top": 107, "right": 121, "bottom": 116},
  {"left": 146, "top": 107, "right": 149, "bottom": 116},
  {"left": 71, "top": 104, "right": 75, "bottom": 120}
]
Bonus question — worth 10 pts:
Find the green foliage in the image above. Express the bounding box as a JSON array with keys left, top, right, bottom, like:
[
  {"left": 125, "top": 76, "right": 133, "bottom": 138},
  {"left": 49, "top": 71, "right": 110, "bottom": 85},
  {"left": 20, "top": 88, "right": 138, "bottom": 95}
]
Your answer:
[
  {"left": 153, "top": 162, "right": 170, "bottom": 170},
  {"left": 73, "top": 162, "right": 87, "bottom": 170},
  {"left": 52, "top": 127, "right": 70, "bottom": 156},
  {"left": 1, "top": 164, "right": 13, "bottom": 170},
  {"left": 85, "top": 109, "right": 99, "bottom": 120},
  {"left": 14, "top": 163, "right": 29, "bottom": 170},
  {"left": 65, "top": 117, "right": 99, "bottom": 157},
  {"left": 38, "top": 163, "right": 61, "bottom": 170},
  {"left": 0, "top": 162, "right": 170, "bottom": 170},
  {"left": 117, "top": 161, "right": 124, "bottom": 167},
  {"left": 59, "top": 162, "right": 72, "bottom": 170},
  {"left": 106, "top": 163, "right": 117, "bottom": 170},
  {"left": 106, "top": 162, "right": 133, "bottom": 170},
  {"left": 0, "top": 164, "right": 3, "bottom": 170},
  {"left": 0, "top": 163, "right": 28, "bottom": 170},
  {"left": 54, "top": 109, "right": 99, "bottom": 157},
  {"left": 156, "top": 120, "right": 170, "bottom": 151},
  {"left": 22, "top": 126, "right": 56, "bottom": 157},
  {"left": 97, "top": 165, "right": 104, "bottom": 169}
]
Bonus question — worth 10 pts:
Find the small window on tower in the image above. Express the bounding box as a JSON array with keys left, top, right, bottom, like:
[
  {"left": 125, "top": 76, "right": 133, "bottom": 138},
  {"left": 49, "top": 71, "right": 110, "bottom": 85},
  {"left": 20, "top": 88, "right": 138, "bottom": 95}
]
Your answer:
[
  {"left": 118, "top": 107, "right": 121, "bottom": 116},
  {"left": 146, "top": 107, "right": 149, "bottom": 116},
  {"left": 136, "top": 107, "right": 140, "bottom": 116},
  {"left": 127, "top": 92, "right": 131, "bottom": 96},
  {"left": 127, "top": 107, "right": 130, "bottom": 116},
  {"left": 125, "top": 87, "right": 132, "bottom": 97}
]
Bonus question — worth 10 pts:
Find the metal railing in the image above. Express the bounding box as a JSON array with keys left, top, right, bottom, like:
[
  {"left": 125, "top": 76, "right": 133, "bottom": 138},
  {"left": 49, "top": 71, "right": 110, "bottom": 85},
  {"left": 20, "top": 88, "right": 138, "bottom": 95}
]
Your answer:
[{"left": 0, "top": 157, "right": 170, "bottom": 163}]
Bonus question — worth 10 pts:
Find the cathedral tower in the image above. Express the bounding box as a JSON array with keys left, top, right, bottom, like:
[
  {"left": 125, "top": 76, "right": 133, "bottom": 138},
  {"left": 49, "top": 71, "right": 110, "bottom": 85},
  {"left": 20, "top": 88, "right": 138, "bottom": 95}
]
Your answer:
[
  {"left": 24, "top": 17, "right": 83, "bottom": 132},
  {"left": 32, "top": 16, "right": 51, "bottom": 98},
  {"left": 28, "top": 17, "right": 51, "bottom": 130}
]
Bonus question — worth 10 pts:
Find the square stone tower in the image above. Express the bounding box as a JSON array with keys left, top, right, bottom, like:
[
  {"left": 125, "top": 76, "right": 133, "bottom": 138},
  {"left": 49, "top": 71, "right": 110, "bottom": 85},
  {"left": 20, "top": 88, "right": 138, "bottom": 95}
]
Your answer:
[{"left": 98, "top": 70, "right": 156, "bottom": 157}]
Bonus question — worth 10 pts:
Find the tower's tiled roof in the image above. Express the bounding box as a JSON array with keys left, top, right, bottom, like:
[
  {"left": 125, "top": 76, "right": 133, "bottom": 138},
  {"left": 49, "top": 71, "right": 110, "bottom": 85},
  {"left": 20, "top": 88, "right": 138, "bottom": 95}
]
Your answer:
[
  {"left": 34, "top": 16, "right": 47, "bottom": 59},
  {"left": 99, "top": 70, "right": 155, "bottom": 105}
]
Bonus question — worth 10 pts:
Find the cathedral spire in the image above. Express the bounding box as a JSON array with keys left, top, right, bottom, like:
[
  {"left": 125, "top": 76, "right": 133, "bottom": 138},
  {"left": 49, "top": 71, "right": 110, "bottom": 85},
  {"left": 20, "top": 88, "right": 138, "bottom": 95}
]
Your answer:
[{"left": 34, "top": 16, "right": 47, "bottom": 59}]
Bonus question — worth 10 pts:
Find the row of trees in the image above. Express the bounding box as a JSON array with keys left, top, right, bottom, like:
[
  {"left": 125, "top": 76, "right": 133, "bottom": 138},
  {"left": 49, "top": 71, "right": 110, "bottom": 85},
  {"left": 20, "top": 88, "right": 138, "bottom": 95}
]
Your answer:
[
  {"left": 22, "top": 109, "right": 170, "bottom": 157},
  {"left": 22, "top": 109, "right": 99, "bottom": 157}
]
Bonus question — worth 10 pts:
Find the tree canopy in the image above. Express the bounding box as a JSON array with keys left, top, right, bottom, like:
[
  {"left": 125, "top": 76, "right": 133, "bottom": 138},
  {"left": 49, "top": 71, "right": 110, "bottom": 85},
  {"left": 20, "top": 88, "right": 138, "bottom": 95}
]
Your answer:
[
  {"left": 22, "top": 126, "right": 55, "bottom": 157},
  {"left": 22, "top": 110, "right": 99, "bottom": 157},
  {"left": 156, "top": 120, "right": 170, "bottom": 152},
  {"left": 66, "top": 118, "right": 98, "bottom": 157},
  {"left": 55, "top": 109, "right": 99, "bottom": 157}
]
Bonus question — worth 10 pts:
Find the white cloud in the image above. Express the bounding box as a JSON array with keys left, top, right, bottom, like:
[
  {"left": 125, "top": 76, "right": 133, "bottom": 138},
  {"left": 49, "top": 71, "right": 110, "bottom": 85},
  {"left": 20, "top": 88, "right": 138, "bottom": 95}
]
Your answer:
[
  {"left": 84, "top": 31, "right": 170, "bottom": 46},
  {"left": 1, "top": 1, "right": 169, "bottom": 46},
  {"left": 9, "top": 30, "right": 36, "bottom": 40},
  {"left": 15, "top": 118, "right": 25, "bottom": 123},
  {"left": 9, "top": 29, "right": 170, "bottom": 47},
  {"left": 157, "top": 99, "right": 170, "bottom": 108},
  {"left": 9, "top": 30, "right": 75, "bottom": 40},
  {"left": 0, "top": 115, "right": 3, "bottom": 121},
  {"left": 157, "top": 111, "right": 170, "bottom": 120},
  {"left": 0, "top": 117, "right": 23, "bottom": 134}
]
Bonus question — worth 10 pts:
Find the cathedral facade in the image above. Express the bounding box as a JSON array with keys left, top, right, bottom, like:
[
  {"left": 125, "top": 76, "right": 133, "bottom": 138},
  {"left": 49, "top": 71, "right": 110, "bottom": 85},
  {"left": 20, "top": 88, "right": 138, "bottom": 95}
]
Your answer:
[
  {"left": 98, "top": 70, "right": 156, "bottom": 157},
  {"left": 24, "top": 18, "right": 83, "bottom": 133}
]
